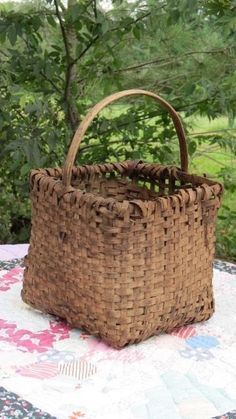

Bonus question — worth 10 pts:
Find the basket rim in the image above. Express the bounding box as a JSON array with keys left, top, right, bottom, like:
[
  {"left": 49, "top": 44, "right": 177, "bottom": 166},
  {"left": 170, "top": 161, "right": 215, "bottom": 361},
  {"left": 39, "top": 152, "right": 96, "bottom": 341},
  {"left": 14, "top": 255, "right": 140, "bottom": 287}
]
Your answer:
[{"left": 29, "top": 161, "right": 223, "bottom": 215}]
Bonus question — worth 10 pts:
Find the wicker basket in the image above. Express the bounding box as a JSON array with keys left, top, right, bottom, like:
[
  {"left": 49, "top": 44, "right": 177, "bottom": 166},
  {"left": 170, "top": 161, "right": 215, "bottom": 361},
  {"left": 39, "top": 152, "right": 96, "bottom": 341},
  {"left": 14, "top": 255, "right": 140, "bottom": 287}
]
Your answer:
[{"left": 22, "top": 89, "right": 223, "bottom": 348}]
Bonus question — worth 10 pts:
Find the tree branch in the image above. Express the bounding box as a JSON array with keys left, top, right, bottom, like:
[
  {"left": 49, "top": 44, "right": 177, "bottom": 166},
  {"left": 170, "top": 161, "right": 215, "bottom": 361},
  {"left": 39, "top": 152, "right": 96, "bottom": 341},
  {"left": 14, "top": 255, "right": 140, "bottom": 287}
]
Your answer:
[
  {"left": 93, "top": 0, "right": 97, "bottom": 18},
  {"left": 153, "top": 72, "right": 194, "bottom": 87},
  {"left": 54, "top": 0, "right": 79, "bottom": 131},
  {"left": 79, "top": 111, "right": 163, "bottom": 143},
  {"left": 111, "top": 48, "right": 233, "bottom": 74},
  {"left": 71, "top": 34, "right": 99, "bottom": 65},
  {"left": 109, "top": 11, "right": 151, "bottom": 33},
  {"left": 79, "top": 139, "right": 120, "bottom": 154},
  {"left": 54, "top": 0, "right": 71, "bottom": 102},
  {"left": 189, "top": 128, "right": 236, "bottom": 136},
  {"left": 113, "top": 59, "right": 175, "bottom": 73},
  {"left": 79, "top": 128, "right": 236, "bottom": 156},
  {"left": 39, "top": 70, "right": 61, "bottom": 94},
  {"left": 53, "top": 0, "right": 70, "bottom": 63},
  {"left": 179, "top": 95, "right": 218, "bottom": 110},
  {"left": 71, "top": 10, "right": 152, "bottom": 66},
  {"left": 192, "top": 153, "right": 227, "bottom": 167}
]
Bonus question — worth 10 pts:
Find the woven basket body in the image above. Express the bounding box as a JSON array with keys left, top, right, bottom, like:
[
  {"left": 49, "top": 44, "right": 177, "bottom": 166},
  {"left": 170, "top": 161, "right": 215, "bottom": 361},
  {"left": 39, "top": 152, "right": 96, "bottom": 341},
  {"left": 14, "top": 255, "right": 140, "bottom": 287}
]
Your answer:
[{"left": 22, "top": 90, "right": 223, "bottom": 348}]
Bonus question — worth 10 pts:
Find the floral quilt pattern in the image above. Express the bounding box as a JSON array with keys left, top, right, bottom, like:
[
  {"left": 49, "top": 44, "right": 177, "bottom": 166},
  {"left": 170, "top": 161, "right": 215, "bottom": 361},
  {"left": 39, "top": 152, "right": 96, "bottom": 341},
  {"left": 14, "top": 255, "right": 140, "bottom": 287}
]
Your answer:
[
  {"left": 0, "top": 248, "right": 236, "bottom": 419},
  {"left": 0, "top": 386, "right": 56, "bottom": 418}
]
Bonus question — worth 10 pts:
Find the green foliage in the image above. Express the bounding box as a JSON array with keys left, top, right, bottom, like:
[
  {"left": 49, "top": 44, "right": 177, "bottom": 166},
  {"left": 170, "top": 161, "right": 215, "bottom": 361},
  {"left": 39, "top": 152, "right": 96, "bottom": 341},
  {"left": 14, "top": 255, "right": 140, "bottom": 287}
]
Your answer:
[
  {"left": 0, "top": 0, "right": 236, "bottom": 260},
  {"left": 217, "top": 203, "right": 236, "bottom": 261},
  {"left": 210, "top": 165, "right": 236, "bottom": 261}
]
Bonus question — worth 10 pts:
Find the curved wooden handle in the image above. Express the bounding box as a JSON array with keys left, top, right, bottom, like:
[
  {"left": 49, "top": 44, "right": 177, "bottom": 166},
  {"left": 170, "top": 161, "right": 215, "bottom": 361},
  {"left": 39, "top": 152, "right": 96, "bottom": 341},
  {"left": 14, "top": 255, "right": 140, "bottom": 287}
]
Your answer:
[{"left": 62, "top": 89, "right": 188, "bottom": 187}]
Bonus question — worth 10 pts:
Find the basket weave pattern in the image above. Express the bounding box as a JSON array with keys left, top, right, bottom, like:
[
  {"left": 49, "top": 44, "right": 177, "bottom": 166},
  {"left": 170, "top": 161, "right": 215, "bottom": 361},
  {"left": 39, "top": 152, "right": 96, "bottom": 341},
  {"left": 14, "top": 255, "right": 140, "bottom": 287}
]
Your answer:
[{"left": 22, "top": 90, "right": 223, "bottom": 348}]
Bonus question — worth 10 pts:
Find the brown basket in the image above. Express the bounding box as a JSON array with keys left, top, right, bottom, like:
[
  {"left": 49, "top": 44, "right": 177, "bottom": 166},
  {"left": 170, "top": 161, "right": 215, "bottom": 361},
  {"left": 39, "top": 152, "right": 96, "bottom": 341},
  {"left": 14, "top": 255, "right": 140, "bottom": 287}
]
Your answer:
[{"left": 22, "top": 89, "right": 223, "bottom": 348}]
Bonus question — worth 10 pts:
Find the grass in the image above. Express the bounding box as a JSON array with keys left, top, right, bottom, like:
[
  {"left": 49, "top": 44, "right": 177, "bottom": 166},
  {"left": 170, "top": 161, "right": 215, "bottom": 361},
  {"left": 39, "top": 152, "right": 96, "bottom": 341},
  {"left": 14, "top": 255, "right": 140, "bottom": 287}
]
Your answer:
[
  {"left": 188, "top": 115, "right": 234, "bottom": 177},
  {"left": 187, "top": 115, "right": 236, "bottom": 210},
  {"left": 191, "top": 147, "right": 236, "bottom": 209},
  {"left": 188, "top": 115, "right": 231, "bottom": 132}
]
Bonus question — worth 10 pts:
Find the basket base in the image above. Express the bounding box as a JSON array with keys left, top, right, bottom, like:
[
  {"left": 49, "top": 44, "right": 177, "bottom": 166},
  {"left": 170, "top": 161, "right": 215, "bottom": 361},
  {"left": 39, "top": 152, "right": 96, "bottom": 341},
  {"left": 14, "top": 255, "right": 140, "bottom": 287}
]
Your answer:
[{"left": 21, "top": 287, "right": 214, "bottom": 349}]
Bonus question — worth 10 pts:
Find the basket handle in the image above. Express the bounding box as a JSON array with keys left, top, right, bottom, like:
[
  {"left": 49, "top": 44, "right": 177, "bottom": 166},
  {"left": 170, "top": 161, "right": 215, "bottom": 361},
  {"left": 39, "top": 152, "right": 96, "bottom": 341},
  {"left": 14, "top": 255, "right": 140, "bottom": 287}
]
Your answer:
[{"left": 62, "top": 89, "right": 188, "bottom": 187}]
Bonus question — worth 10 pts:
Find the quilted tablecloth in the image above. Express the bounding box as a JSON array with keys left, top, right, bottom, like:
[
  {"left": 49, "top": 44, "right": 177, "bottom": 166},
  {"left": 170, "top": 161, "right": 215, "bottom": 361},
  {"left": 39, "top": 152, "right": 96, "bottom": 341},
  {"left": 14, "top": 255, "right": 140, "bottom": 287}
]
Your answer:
[{"left": 0, "top": 244, "right": 236, "bottom": 419}]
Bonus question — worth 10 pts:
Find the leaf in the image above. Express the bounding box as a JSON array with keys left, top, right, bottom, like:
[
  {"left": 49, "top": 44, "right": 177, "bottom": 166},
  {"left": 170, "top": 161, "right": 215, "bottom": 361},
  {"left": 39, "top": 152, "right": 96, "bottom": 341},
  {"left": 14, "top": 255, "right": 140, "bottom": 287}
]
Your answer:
[
  {"left": 74, "top": 19, "right": 82, "bottom": 31},
  {"left": 185, "top": 84, "right": 195, "bottom": 95},
  {"left": 101, "top": 20, "right": 109, "bottom": 34},
  {"left": 189, "top": 140, "right": 197, "bottom": 156},
  {"left": 133, "top": 26, "right": 141, "bottom": 40},
  {"left": 67, "top": 4, "right": 82, "bottom": 23},
  {"left": 51, "top": 44, "right": 62, "bottom": 51},
  {"left": 8, "top": 25, "right": 17, "bottom": 46},
  {"left": 0, "top": 30, "right": 6, "bottom": 43},
  {"left": 162, "top": 145, "right": 173, "bottom": 155},
  {"left": 32, "top": 15, "right": 42, "bottom": 31},
  {"left": 47, "top": 15, "right": 57, "bottom": 28},
  {"left": 20, "top": 163, "right": 31, "bottom": 177},
  {"left": 32, "top": 141, "right": 42, "bottom": 166},
  {"left": 19, "top": 95, "right": 29, "bottom": 109},
  {"left": 103, "top": 78, "right": 112, "bottom": 96},
  {"left": 23, "top": 139, "right": 41, "bottom": 166},
  {"left": 76, "top": 43, "right": 83, "bottom": 57}
]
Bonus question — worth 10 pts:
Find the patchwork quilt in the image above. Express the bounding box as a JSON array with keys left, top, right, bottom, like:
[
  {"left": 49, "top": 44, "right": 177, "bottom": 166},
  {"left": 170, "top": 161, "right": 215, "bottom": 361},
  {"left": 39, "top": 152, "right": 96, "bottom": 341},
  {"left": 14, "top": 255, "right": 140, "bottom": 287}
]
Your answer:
[{"left": 0, "top": 244, "right": 236, "bottom": 419}]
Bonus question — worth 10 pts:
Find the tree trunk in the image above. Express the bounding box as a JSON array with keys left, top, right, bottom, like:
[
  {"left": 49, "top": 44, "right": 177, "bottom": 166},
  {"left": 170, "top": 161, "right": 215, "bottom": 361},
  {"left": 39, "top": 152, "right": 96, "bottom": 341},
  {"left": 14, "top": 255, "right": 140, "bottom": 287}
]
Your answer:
[{"left": 65, "top": 0, "right": 80, "bottom": 133}]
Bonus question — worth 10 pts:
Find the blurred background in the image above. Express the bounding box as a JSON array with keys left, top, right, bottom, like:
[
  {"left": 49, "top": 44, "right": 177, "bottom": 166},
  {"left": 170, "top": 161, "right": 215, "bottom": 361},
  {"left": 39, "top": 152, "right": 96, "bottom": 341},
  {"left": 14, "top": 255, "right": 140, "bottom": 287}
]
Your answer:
[{"left": 0, "top": 0, "right": 235, "bottom": 261}]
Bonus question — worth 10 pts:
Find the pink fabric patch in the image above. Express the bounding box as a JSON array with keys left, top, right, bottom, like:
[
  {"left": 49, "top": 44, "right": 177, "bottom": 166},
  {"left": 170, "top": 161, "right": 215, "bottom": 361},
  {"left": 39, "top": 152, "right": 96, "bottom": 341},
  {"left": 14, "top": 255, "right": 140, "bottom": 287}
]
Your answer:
[
  {"left": 0, "top": 267, "right": 23, "bottom": 292},
  {"left": 0, "top": 319, "right": 71, "bottom": 353},
  {"left": 85, "top": 338, "right": 144, "bottom": 363},
  {"left": 16, "top": 362, "right": 58, "bottom": 379},
  {"left": 171, "top": 326, "right": 196, "bottom": 339}
]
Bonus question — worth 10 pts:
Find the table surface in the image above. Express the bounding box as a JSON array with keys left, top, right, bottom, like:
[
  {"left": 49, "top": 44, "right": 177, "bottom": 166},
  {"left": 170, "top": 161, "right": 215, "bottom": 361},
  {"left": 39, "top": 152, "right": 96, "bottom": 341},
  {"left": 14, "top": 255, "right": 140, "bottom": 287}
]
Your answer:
[{"left": 0, "top": 244, "right": 236, "bottom": 419}]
